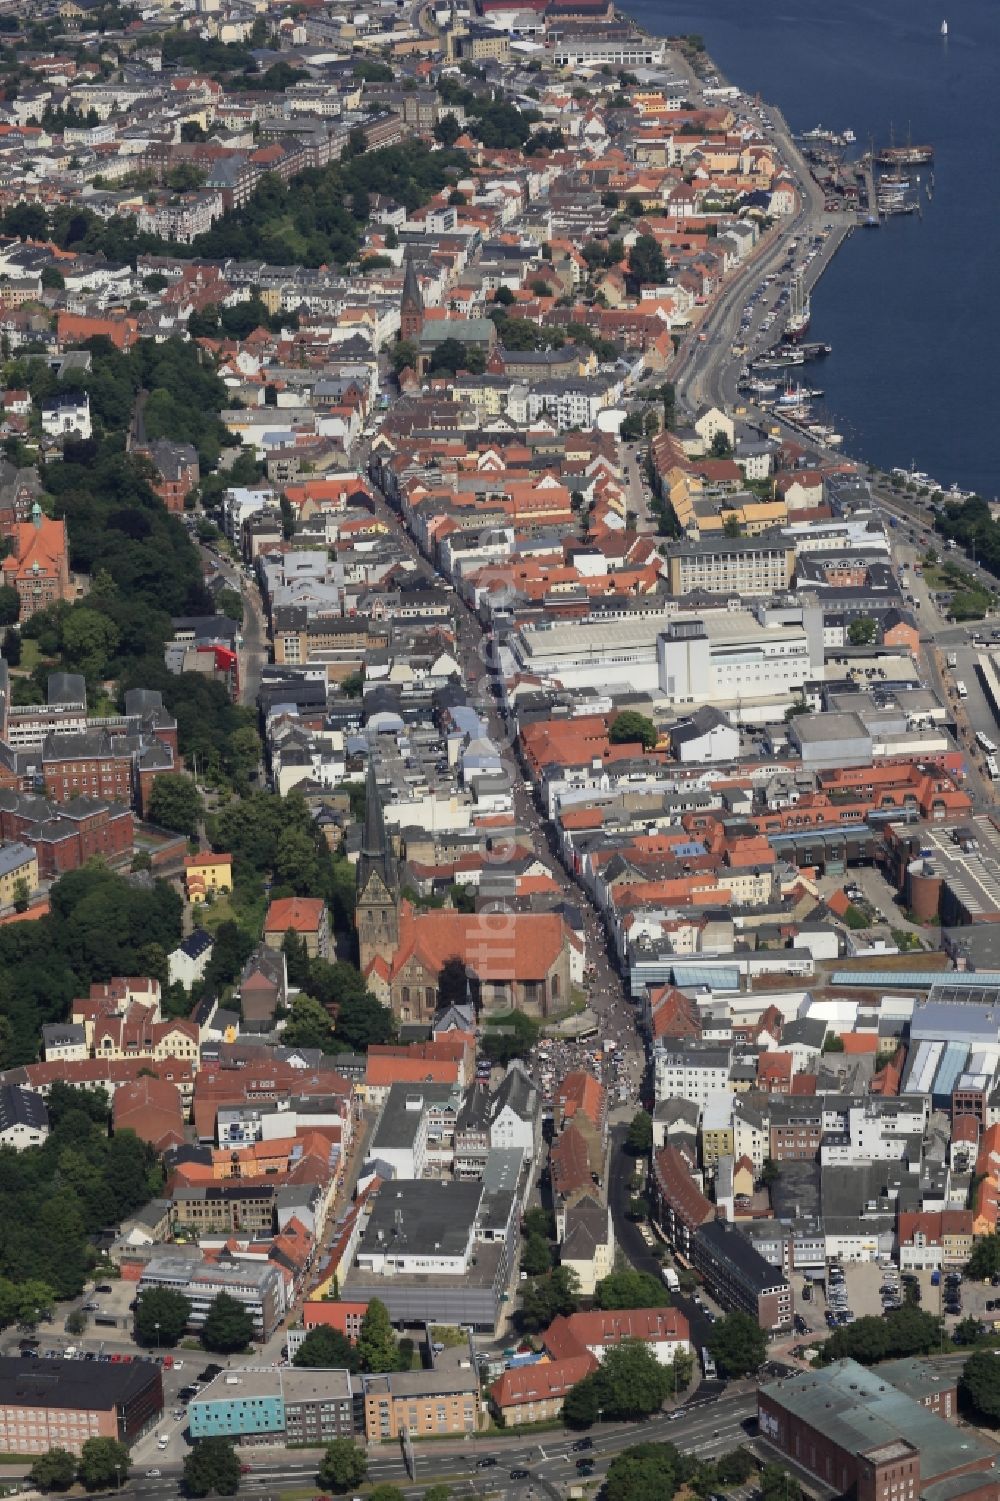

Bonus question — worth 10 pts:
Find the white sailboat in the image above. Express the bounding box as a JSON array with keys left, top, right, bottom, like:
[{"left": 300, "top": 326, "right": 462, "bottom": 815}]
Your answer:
[{"left": 940, "top": 18, "right": 948, "bottom": 35}]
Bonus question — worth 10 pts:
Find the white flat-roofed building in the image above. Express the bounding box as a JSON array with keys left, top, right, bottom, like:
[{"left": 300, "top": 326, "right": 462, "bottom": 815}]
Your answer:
[
  {"left": 509, "top": 610, "right": 675, "bottom": 695},
  {"left": 657, "top": 610, "right": 816, "bottom": 706}
]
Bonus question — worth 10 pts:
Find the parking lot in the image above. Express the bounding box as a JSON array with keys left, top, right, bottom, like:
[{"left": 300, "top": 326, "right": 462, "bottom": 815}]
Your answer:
[{"left": 795, "top": 1261, "right": 972, "bottom": 1337}]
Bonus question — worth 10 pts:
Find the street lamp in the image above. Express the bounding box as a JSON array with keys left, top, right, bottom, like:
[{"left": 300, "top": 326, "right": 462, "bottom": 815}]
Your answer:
[
  {"left": 154, "top": 1321, "right": 160, "bottom": 1359},
  {"left": 114, "top": 1464, "right": 124, "bottom": 1492}
]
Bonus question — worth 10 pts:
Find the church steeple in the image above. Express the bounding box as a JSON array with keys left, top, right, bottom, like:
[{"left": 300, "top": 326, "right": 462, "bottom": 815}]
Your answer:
[
  {"left": 356, "top": 759, "right": 399, "bottom": 972},
  {"left": 400, "top": 248, "right": 424, "bottom": 343}
]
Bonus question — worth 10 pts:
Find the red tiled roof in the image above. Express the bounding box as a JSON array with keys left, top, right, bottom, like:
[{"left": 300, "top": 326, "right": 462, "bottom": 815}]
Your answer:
[
  {"left": 544, "top": 1306, "right": 689, "bottom": 1361},
  {"left": 490, "top": 1354, "right": 597, "bottom": 1411},
  {"left": 390, "top": 901, "right": 567, "bottom": 983},
  {"left": 264, "top": 896, "right": 326, "bottom": 934},
  {"left": 550, "top": 1124, "right": 593, "bottom": 1197}
]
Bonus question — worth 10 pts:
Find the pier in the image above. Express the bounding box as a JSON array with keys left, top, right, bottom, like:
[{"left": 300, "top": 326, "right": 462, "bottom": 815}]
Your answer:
[{"left": 855, "top": 155, "right": 879, "bottom": 223}]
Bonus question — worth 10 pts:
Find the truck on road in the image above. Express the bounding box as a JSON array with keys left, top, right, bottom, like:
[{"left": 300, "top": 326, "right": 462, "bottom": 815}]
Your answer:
[{"left": 662, "top": 1266, "right": 680, "bottom": 1292}]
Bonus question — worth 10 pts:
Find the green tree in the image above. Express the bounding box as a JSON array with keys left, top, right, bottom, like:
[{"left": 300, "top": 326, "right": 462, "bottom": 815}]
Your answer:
[
  {"left": 149, "top": 773, "right": 204, "bottom": 836},
  {"left": 427, "top": 338, "right": 484, "bottom": 377},
  {"left": 628, "top": 233, "right": 667, "bottom": 290},
  {"left": 134, "top": 1285, "right": 191, "bottom": 1347},
  {"left": 228, "top": 725, "right": 261, "bottom": 779},
  {"left": 423, "top": 1488, "right": 451, "bottom": 1501},
  {"left": 482, "top": 1011, "right": 539, "bottom": 1065},
  {"left": 716, "top": 1450, "right": 755, "bottom": 1485},
  {"left": 708, "top": 1311, "right": 766, "bottom": 1378},
  {"left": 182, "top": 1437, "right": 241, "bottom": 1497},
  {"left": 293, "top": 1324, "right": 360, "bottom": 1372},
  {"left": 596, "top": 1269, "right": 669, "bottom": 1310},
  {"left": 595, "top": 1338, "right": 673, "bottom": 1419},
  {"left": 0, "top": 585, "right": 19, "bottom": 624},
  {"left": 41, "top": 265, "right": 65, "bottom": 291},
  {"left": 65, "top": 1308, "right": 87, "bottom": 1336},
  {"left": 11, "top": 877, "right": 29, "bottom": 913},
  {"left": 369, "top": 1489, "right": 405, "bottom": 1501},
  {"left": 609, "top": 710, "right": 657, "bottom": 750},
  {"left": 563, "top": 1374, "right": 601, "bottom": 1428},
  {"left": 968, "top": 1234, "right": 1000, "bottom": 1280},
  {"left": 30, "top": 1448, "right": 77, "bottom": 1491},
  {"left": 847, "top": 616, "right": 878, "bottom": 646},
  {"left": 275, "top": 827, "right": 323, "bottom": 895},
  {"left": 761, "top": 1464, "right": 802, "bottom": 1501},
  {"left": 962, "top": 1348, "right": 1000, "bottom": 1423},
  {"left": 332, "top": 986, "right": 396, "bottom": 1051},
  {"left": 626, "top": 1109, "right": 653, "bottom": 1154},
  {"left": 200, "top": 1292, "right": 253, "bottom": 1354},
  {"left": 317, "top": 1438, "right": 367, "bottom": 1493},
  {"left": 282, "top": 993, "right": 334, "bottom": 1051},
  {"left": 518, "top": 1263, "right": 581, "bottom": 1331},
  {"left": 62, "top": 607, "right": 120, "bottom": 679},
  {"left": 522, "top": 1233, "right": 553, "bottom": 1276},
  {"left": 605, "top": 1442, "right": 681, "bottom": 1501},
  {"left": 760, "top": 1158, "right": 780, "bottom": 1186},
  {"left": 710, "top": 431, "right": 733, "bottom": 459},
  {"left": 434, "top": 114, "right": 461, "bottom": 146},
  {"left": 523, "top": 1206, "right": 555, "bottom": 1240},
  {"left": 357, "top": 1297, "right": 399, "bottom": 1373},
  {"left": 822, "top": 1304, "right": 941, "bottom": 1365},
  {"left": 77, "top": 1438, "right": 130, "bottom": 1491},
  {"left": 390, "top": 339, "right": 419, "bottom": 376},
  {"left": 954, "top": 1315, "right": 983, "bottom": 1347}
]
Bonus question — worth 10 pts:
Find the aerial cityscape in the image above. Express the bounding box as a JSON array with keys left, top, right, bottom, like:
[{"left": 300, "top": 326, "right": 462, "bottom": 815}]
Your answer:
[{"left": 0, "top": 2, "right": 995, "bottom": 1501}]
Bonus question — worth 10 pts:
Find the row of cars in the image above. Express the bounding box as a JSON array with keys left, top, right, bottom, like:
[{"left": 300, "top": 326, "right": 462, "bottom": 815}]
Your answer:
[
  {"left": 880, "top": 1266, "right": 904, "bottom": 1313},
  {"left": 941, "top": 1271, "right": 963, "bottom": 1316},
  {"left": 824, "top": 1262, "right": 855, "bottom": 1328}
]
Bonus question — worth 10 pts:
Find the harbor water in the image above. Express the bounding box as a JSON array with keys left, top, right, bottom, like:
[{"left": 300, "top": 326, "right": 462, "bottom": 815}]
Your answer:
[{"left": 625, "top": 0, "right": 1000, "bottom": 497}]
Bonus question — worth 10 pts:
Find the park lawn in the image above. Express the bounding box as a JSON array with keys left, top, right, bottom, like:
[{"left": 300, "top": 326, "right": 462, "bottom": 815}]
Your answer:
[
  {"left": 15, "top": 638, "right": 41, "bottom": 672},
  {"left": 198, "top": 894, "right": 236, "bottom": 931}
]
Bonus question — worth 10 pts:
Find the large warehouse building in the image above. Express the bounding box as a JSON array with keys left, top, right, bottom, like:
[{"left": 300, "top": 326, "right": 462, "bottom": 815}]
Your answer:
[
  {"left": 0, "top": 1356, "right": 163, "bottom": 1455},
  {"left": 758, "top": 1360, "right": 1000, "bottom": 1501}
]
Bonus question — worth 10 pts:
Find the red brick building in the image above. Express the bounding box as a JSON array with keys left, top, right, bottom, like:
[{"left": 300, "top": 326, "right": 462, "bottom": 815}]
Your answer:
[
  {"left": 0, "top": 1355, "right": 162, "bottom": 1455},
  {"left": 301, "top": 1300, "right": 369, "bottom": 1343},
  {"left": 138, "top": 439, "right": 200, "bottom": 513},
  {"left": 113, "top": 1076, "right": 185, "bottom": 1153},
  {"left": 0, "top": 789, "right": 133, "bottom": 876},
  {"left": 42, "top": 731, "right": 133, "bottom": 805},
  {"left": 1, "top": 508, "right": 72, "bottom": 620},
  {"left": 650, "top": 1144, "right": 715, "bottom": 1258},
  {"left": 758, "top": 1360, "right": 1000, "bottom": 1501}
]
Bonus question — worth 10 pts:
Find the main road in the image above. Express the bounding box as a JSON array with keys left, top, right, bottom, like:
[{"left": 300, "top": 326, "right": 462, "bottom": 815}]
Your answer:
[
  {"left": 117, "top": 1389, "right": 757, "bottom": 1501},
  {"left": 667, "top": 97, "right": 847, "bottom": 419}
]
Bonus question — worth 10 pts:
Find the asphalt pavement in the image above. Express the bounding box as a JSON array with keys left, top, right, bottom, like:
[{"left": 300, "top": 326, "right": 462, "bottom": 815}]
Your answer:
[{"left": 116, "top": 1389, "right": 758, "bottom": 1501}]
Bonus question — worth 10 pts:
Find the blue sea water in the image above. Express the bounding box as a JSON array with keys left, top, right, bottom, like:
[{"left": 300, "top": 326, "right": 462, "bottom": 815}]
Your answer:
[{"left": 623, "top": 0, "right": 1000, "bottom": 497}]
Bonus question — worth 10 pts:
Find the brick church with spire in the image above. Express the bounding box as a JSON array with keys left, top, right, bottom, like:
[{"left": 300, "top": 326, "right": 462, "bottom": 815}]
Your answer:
[
  {"left": 356, "top": 761, "right": 400, "bottom": 975},
  {"left": 399, "top": 250, "right": 424, "bottom": 343}
]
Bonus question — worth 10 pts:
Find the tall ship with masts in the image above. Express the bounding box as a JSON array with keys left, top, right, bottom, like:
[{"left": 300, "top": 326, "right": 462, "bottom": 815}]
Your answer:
[
  {"left": 785, "top": 271, "right": 811, "bottom": 341},
  {"left": 876, "top": 123, "right": 934, "bottom": 167}
]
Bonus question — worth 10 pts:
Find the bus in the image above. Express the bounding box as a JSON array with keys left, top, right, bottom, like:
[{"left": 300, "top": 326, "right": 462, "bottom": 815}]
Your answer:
[
  {"left": 701, "top": 1347, "right": 718, "bottom": 1379},
  {"left": 956, "top": 680, "right": 969, "bottom": 699},
  {"left": 988, "top": 756, "right": 1000, "bottom": 781}
]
